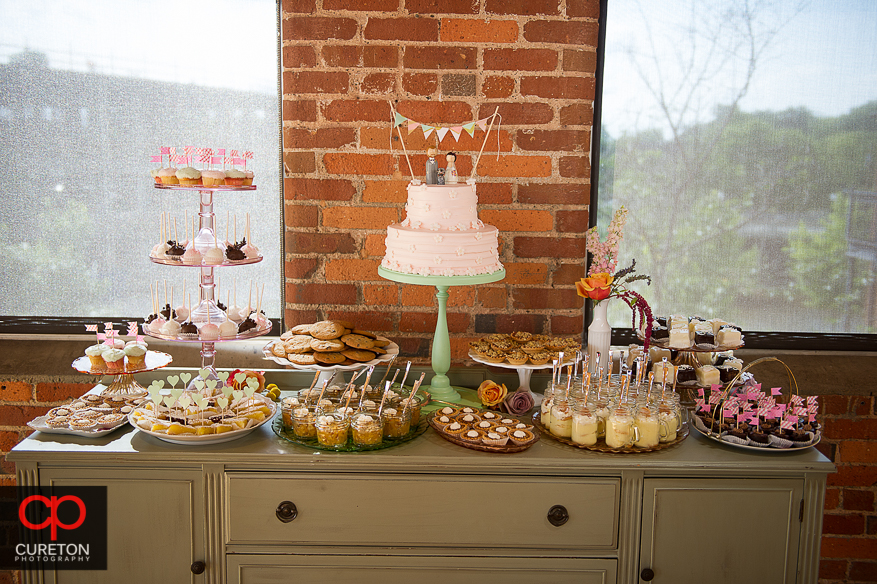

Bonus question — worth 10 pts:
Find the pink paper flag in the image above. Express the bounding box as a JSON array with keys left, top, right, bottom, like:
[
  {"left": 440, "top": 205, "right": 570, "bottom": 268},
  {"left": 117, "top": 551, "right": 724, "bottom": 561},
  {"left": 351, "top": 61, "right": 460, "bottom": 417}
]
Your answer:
[
  {"left": 771, "top": 387, "right": 782, "bottom": 396},
  {"left": 150, "top": 155, "right": 162, "bottom": 163},
  {"left": 199, "top": 154, "right": 210, "bottom": 163},
  {"left": 243, "top": 151, "right": 253, "bottom": 159},
  {"left": 160, "top": 147, "right": 170, "bottom": 155},
  {"left": 104, "top": 322, "right": 114, "bottom": 331},
  {"left": 809, "top": 414, "right": 816, "bottom": 422},
  {"left": 710, "top": 384, "right": 722, "bottom": 393},
  {"left": 85, "top": 324, "right": 98, "bottom": 332},
  {"left": 230, "top": 149, "right": 240, "bottom": 157},
  {"left": 476, "top": 118, "right": 489, "bottom": 131},
  {"left": 697, "top": 388, "right": 705, "bottom": 396},
  {"left": 407, "top": 121, "right": 419, "bottom": 134},
  {"left": 217, "top": 148, "right": 226, "bottom": 155},
  {"left": 749, "top": 414, "right": 759, "bottom": 427},
  {"left": 170, "top": 147, "right": 177, "bottom": 155},
  {"left": 736, "top": 413, "right": 746, "bottom": 423},
  {"left": 698, "top": 401, "right": 710, "bottom": 412},
  {"left": 806, "top": 396, "right": 818, "bottom": 406},
  {"left": 136, "top": 335, "right": 145, "bottom": 343},
  {"left": 211, "top": 156, "right": 222, "bottom": 165},
  {"left": 450, "top": 126, "right": 463, "bottom": 141},
  {"left": 127, "top": 321, "right": 138, "bottom": 336},
  {"left": 436, "top": 127, "right": 450, "bottom": 141},
  {"left": 233, "top": 157, "right": 244, "bottom": 166},
  {"left": 97, "top": 333, "right": 106, "bottom": 342},
  {"left": 791, "top": 395, "right": 804, "bottom": 406},
  {"left": 722, "top": 407, "right": 737, "bottom": 418},
  {"left": 185, "top": 146, "right": 194, "bottom": 156},
  {"left": 709, "top": 392, "right": 721, "bottom": 404}
]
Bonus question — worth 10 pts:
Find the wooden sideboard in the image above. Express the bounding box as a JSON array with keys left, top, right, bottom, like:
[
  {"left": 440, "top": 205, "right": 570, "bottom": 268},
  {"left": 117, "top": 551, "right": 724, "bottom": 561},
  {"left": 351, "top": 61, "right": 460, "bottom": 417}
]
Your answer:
[{"left": 10, "top": 417, "right": 833, "bottom": 584}]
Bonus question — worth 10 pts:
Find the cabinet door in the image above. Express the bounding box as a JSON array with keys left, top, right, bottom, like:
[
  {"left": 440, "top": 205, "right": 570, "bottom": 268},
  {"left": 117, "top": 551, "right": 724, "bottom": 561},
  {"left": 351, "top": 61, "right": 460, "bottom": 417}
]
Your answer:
[
  {"left": 227, "top": 555, "right": 617, "bottom": 584},
  {"left": 639, "top": 478, "right": 803, "bottom": 584},
  {"left": 39, "top": 468, "right": 205, "bottom": 584}
]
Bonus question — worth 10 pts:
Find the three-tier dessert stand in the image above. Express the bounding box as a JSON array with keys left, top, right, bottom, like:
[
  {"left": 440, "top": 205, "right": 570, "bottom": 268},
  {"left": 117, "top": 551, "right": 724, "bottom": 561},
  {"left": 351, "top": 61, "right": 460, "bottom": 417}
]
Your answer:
[{"left": 148, "top": 184, "right": 272, "bottom": 389}]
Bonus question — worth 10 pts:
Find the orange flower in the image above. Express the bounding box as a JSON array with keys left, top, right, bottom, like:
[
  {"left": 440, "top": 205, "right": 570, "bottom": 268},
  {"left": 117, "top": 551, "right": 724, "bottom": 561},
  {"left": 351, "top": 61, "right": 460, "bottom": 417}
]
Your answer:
[
  {"left": 576, "top": 273, "right": 614, "bottom": 301},
  {"left": 477, "top": 380, "right": 508, "bottom": 407}
]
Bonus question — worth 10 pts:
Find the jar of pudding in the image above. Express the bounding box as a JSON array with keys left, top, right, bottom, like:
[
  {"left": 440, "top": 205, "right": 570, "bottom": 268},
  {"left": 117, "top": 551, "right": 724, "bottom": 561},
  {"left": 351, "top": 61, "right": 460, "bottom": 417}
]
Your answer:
[
  {"left": 605, "top": 406, "right": 637, "bottom": 449},
  {"left": 315, "top": 414, "right": 349, "bottom": 448},
  {"left": 399, "top": 395, "right": 425, "bottom": 427},
  {"left": 658, "top": 403, "right": 681, "bottom": 443},
  {"left": 549, "top": 397, "right": 573, "bottom": 438},
  {"left": 381, "top": 407, "right": 411, "bottom": 439},
  {"left": 590, "top": 396, "right": 611, "bottom": 438},
  {"left": 634, "top": 406, "right": 661, "bottom": 448},
  {"left": 315, "top": 399, "right": 336, "bottom": 415},
  {"left": 571, "top": 405, "right": 598, "bottom": 446},
  {"left": 351, "top": 412, "right": 383, "bottom": 447},
  {"left": 291, "top": 407, "right": 317, "bottom": 439}
]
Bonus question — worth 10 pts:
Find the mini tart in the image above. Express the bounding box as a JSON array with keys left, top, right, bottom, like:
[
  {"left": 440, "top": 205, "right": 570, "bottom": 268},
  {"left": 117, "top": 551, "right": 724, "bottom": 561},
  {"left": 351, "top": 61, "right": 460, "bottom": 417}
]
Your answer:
[
  {"left": 480, "top": 348, "right": 506, "bottom": 364},
  {"left": 509, "top": 428, "right": 535, "bottom": 445},
  {"left": 485, "top": 333, "right": 510, "bottom": 343},
  {"left": 528, "top": 351, "right": 550, "bottom": 366},
  {"left": 437, "top": 406, "right": 460, "bottom": 418},
  {"left": 475, "top": 420, "right": 495, "bottom": 431},
  {"left": 68, "top": 417, "right": 98, "bottom": 430},
  {"left": 490, "top": 339, "right": 516, "bottom": 353},
  {"left": 513, "top": 423, "right": 535, "bottom": 432},
  {"left": 47, "top": 407, "right": 73, "bottom": 418},
  {"left": 505, "top": 350, "right": 529, "bottom": 366},
  {"left": 444, "top": 421, "right": 465, "bottom": 436},
  {"left": 46, "top": 416, "right": 70, "bottom": 428},
  {"left": 521, "top": 340, "right": 546, "bottom": 354},
  {"left": 468, "top": 341, "right": 491, "bottom": 356},
  {"left": 461, "top": 428, "right": 484, "bottom": 442},
  {"left": 432, "top": 415, "right": 454, "bottom": 429},
  {"left": 459, "top": 407, "right": 478, "bottom": 415},
  {"left": 483, "top": 431, "right": 509, "bottom": 446},
  {"left": 546, "top": 337, "right": 567, "bottom": 351},
  {"left": 493, "top": 425, "right": 509, "bottom": 435},
  {"left": 97, "top": 413, "right": 126, "bottom": 427},
  {"left": 480, "top": 411, "right": 501, "bottom": 422},
  {"left": 510, "top": 331, "right": 533, "bottom": 343},
  {"left": 457, "top": 413, "right": 482, "bottom": 425}
]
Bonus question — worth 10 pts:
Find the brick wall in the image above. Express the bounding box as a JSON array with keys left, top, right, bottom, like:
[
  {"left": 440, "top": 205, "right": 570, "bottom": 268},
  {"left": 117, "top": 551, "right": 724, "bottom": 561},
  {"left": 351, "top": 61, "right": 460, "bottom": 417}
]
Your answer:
[{"left": 281, "top": 0, "right": 598, "bottom": 361}]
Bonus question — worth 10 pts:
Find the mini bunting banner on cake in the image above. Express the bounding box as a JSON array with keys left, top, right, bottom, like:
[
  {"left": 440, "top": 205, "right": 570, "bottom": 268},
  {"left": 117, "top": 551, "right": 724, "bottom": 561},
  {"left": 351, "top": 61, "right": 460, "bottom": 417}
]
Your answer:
[{"left": 392, "top": 112, "right": 498, "bottom": 143}]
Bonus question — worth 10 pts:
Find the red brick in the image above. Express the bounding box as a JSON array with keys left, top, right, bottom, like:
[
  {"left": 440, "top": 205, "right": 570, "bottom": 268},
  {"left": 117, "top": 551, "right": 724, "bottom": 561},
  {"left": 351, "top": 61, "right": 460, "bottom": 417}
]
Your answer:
[
  {"left": 323, "top": 206, "right": 398, "bottom": 230},
  {"left": 285, "top": 258, "right": 319, "bottom": 279},
  {"left": 402, "top": 73, "right": 438, "bottom": 96},
  {"left": 825, "top": 487, "right": 841, "bottom": 510},
  {"left": 397, "top": 337, "right": 430, "bottom": 359},
  {"left": 564, "top": 49, "right": 597, "bottom": 73},
  {"left": 560, "top": 103, "right": 594, "bottom": 126},
  {"left": 322, "top": 46, "right": 360, "bottom": 67},
  {"left": 486, "top": 0, "right": 560, "bottom": 16},
  {"left": 821, "top": 395, "right": 850, "bottom": 416},
  {"left": 282, "top": 45, "right": 317, "bottom": 68},
  {"left": 324, "top": 0, "right": 397, "bottom": 10},
  {"left": 483, "top": 76, "right": 515, "bottom": 98},
  {"left": 484, "top": 49, "right": 558, "bottom": 71},
  {"left": 285, "top": 232, "right": 357, "bottom": 254},
  {"left": 478, "top": 287, "right": 507, "bottom": 309},
  {"left": 869, "top": 516, "right": 877, "bottom": 536},
  {"left": 480, "top": 210, "right": 553, "bottom": 232},
  {"left": 34, "top": 382, "right": 91, "bottom": 402},
  {"left": 284, "top": 128, "right": 356, "bottom": 149},
  {"left": 0, "top": 381, "right": 32, "bottom": 402},
  {"left": 524, "top": 20, "right": 599, "bottom": 46},
  {"left": 450, "top": 337, "right": 477, "bottom": 360},
  {"left": 0, "top": 431, "right": 21, "bottom": 453},
  {"left": 284, "top": 309, "right": 320, "bottom": 327},
  {"left": 363, "top": 180, "right": 409, "bottom": 203},
  {"left": 325, "top": 259, "right": 383, "bottom": 282},
  {"left": 478, "top": 155, "right": 551, "bottom": 178},
  {"left": 403, "top": 46, "right": 476, "bottom": 70},
  {"left": 284, "top": 71, "right": 349, "bottom": 94},
  {"left": 854, "top": 396, "right": 874, "bottom": 416},
  {"left": 285, "top": 178, "right": 355, "bottom": 201},
  {"left": 513, "top": 288, "right": 583, "bottom": 310},
  {"left": 567, "top": 0, "right": 600, "bottom": 18},
  {"left": 514, "top": 236, "right": 587, "bottom": 259},
  {"left": 364, "top": 46, "right": 400, "bottom": 68},
  {"left": 821, "top": 536, "right": 877, "bottom": 559},
  {"left": 480, "top": 103, "right": 553, "bottom": 125},
  {"left": 841, "top": 441, "right": 877, "bottom": 464},
  {"left": 322, "top": 99, "right": 391, "bottom": 123},
  {"left": 844, "top": 489, "right": 875, "bottom": 512},
  {"left": 828, "top": 465, "right": 877, "bottom": 487},
  {"left": 323, "top": 153, "right": 396, "bottom": 176},
  {"left": 552, "top": 314, "right": 584, "bottom": 335},
  {"left": 819, "top": 559, "right": 847, "bottom": 580},
  {"left": 559, "top": 155, "right": 591, "bottom": 178},
  {"left": 518, "top": 183, "right": 589, "bottom": 205},
  {"left": 361, "top": 72, "right": 396, "bottom": 94},
  {"left": 364, "top": 18, "right": 439, "bottom": 42},
  {"left": 363, "top": 284, "right": 398, "bottom": 306},
  {"left": 556, "top": 209, "right": 589, "bottom": 233},
  {"left": 850, "top": 561, "right": 877, "bottom": 581},
  {"left": 282, "top": 17, "right": 358, "bottom": 41},
  {"left": 282, "top": 0, "right": 315, "bottom": 12},
  {"left": 326, "top": 310, "right": 394, "bottom": 331},
  {"left": 397, "top": 101, "right": 473, "bottom": 125},
  {"left": 407, "top": 0, "right": 479, "bottom": 14},
  {"left": 823, "top": 513, "right": 866, "bottom": 535},
  {"left": 400, "top": 286, "right": 435, "bottom": 307},
  {"left": 475, "top": 313, "right": 546, "bottom": 334},
  {"left": 0, "top": 405, "right": 51, "bottom": 427},
  {"left": 448, "top": 287, "right": 475, "bottom": 308},
  {"left": 441, "top": 19, "right": 519, "bottom": 43},
  {"left": 477, "top": 183, "right": 513, "bottom": 204},
  {"left": 503, "top": 262, "right": 549, "bottom": 285},
  {"left": 521, "top": 76, "right": 595, "bottom": 100},
  {"left": 287, "top": 283, "right": 357, "bottom": 305},
  {"left": 400, "top": 312, "right": 469, "bottom": 333},
  {"left": 553, "top": 263, "right": 586, "bottom": 285},
  {"left": 364, "top": 233, "right": 387, "bottom": 257},
  {"left": 284, "top": 203, "right": 319, "bottom": 228},
  {"left": 284, "top": 152, "right": 316, "bottom": 174},
  {"left": 825, "top": 418, "right": 877, "bottom": 440},
  {"left": 283, "top": 99, "right": 317, "bottom": 122},
  {"left": 517, "top": 129, "right": 590, "bottom": 152}
]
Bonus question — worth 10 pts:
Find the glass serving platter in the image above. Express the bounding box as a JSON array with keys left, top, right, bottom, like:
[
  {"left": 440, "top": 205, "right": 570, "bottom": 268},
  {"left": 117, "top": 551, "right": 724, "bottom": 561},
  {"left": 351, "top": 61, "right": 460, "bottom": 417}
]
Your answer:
[{"left": 272, "top": 416, "right": 428, "bottom": 452}]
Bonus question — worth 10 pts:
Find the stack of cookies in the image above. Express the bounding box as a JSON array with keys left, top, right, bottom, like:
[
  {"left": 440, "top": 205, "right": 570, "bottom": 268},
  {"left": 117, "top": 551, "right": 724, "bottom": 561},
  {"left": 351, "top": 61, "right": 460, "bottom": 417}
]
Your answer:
[
  {"left": 273, "top": 320, "right": 392, "bottom": 366},
  {"left": 469, "top": 332, "right": 581, "bottom": 366}
]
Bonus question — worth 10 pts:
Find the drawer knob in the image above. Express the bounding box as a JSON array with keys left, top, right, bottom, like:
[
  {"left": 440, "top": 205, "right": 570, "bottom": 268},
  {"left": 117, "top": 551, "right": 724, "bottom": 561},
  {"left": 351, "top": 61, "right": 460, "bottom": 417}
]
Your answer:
[
  {"left": 547, "top": 504, "right": 569, "bottom": 526},
  {"left": 641, "top": 568, "right": 655, "bottom": 581},
  {"left": 190, "top": 561, "right": 205, "bottom": 575},
  {"left": 276, "top": 501, "right": 298, "bottom": 523}
]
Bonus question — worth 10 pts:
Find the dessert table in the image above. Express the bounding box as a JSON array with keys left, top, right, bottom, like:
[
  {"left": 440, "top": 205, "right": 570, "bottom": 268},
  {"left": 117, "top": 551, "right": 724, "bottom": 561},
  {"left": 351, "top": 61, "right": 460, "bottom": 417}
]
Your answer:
[{"left": 10, "top": 408, "right": 833, "bottom": 584}]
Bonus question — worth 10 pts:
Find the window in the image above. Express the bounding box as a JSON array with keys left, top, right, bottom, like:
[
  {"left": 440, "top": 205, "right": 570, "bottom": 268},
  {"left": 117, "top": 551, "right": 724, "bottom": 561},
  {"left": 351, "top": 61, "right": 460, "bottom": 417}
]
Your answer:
[
  {"left": 594, "top": 0, "right": 877, "bottom": 347},
  {"left": 0, "top": 0, "right": 281, "bottom": 331}
]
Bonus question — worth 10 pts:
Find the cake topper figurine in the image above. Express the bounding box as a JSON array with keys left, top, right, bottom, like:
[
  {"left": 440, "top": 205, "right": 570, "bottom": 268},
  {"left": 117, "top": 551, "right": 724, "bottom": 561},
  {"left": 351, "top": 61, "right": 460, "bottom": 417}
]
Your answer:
[
  {"left": 445, "top": 152, "right": 458, "bottom": 184},
  {"left": 437, "top": 168, "right": 445, "bottom": 185},
  {"left": 425, "top": 147, "right": 438, "bottom": 184}
]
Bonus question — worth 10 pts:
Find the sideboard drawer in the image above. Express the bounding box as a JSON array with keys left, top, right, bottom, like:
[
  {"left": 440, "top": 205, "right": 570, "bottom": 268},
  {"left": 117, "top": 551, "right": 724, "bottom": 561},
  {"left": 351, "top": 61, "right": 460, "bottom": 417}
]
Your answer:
[{"left": 226, "top": 473, "right": 620, "bottom": 550}]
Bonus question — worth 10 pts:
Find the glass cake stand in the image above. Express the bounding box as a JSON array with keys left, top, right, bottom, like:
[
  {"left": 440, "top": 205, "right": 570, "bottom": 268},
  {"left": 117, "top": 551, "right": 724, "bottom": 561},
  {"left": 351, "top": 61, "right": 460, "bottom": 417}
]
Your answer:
[{"left": 378, "top": 266, "right": 506, "bottom": 402}]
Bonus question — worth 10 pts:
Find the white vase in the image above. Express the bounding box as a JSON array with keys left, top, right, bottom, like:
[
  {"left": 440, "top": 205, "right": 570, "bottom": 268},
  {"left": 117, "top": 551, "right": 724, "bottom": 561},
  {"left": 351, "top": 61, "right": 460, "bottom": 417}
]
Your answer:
[{"left": 587, "top": 299, "right": 612, "bottom": 374}]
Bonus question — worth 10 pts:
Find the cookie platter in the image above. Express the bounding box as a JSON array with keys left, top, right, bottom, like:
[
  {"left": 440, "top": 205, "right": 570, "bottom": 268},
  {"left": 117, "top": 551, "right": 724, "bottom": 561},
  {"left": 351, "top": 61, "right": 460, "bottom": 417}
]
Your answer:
[{"left": 263, "top": 339, "right": 399, "bottom": 372}]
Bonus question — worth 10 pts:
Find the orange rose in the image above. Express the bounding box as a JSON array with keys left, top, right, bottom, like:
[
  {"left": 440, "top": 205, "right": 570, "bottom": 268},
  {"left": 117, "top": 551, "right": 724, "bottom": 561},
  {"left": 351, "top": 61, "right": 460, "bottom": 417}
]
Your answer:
[
  {"left": 477, "top": 380, "right": 508, "bottom": 408},
  {"left": 230, "top": 369, "right": 266, "bottom": 392},
  {"left": 576, "top": 273, "right": 614, "bottom": 301}
]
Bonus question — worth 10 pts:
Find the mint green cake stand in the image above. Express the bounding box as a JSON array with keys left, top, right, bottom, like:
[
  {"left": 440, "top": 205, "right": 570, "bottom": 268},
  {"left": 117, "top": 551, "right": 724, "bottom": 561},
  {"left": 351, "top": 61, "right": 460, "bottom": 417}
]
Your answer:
[{"left": 378, "top": 266, "right": 506, "bottom": 403}]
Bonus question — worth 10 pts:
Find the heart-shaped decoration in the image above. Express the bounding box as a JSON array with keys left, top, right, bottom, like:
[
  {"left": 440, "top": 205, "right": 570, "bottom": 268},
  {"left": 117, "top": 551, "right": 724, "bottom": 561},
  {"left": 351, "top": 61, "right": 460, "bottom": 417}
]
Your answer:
[
  {"left": 244, "top": 387, "right": 256, "bottom": 399},
  {"left": 163, "top": 396, "right": 176, "bottom": 408},
  {"left": 217, "top": 397, "right": 229, "bottom": 409},
  {"left": 177, "top": 395, "right": 192, "bottom": 409},
  {"left": 199, "top": 368, "right": 211, "bottom": 380},
  {"left": 222, "top": 386, "right": 233, "bottom": 398},
  {"left": 246, "top": 378, "right": 259, "bottom": 391},
  {"left": 206, "top": 380, "right": 218, "bottom": 390},
  {"left": 232, "top": 390, "right": 244, "bottom": 402},
  {"left": 180, "top": 373, "right": 192, "bottom": 384},
  {"left": 148, "top": 388, "right": 162, "bottom": 404},
  {"left": 166, "top": 375, "right": 179, "bottom": 387},
  {"left": 155, "top": 380, "right": 165, "bottom": 389},
  {"left": 234, "top": 372, "right": 247, "bottom": 385},
  {"left": 194, "top": 379, "right": 206, "bottom": 390},
  {"left": 170, "top": 389, "right": 184, "bottom": 401},
  {"left": 192, "top": 393, "right": 207, "bottom": 409},
  {"left": 217, "top": 372, "right": 229, "bottom": 383}
]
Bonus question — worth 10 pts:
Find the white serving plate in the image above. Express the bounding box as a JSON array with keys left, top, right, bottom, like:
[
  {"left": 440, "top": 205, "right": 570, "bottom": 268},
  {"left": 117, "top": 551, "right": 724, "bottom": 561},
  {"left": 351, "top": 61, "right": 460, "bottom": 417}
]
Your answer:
[{"left": 262, "top": 339, "right": 399, "bottom": 372}]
